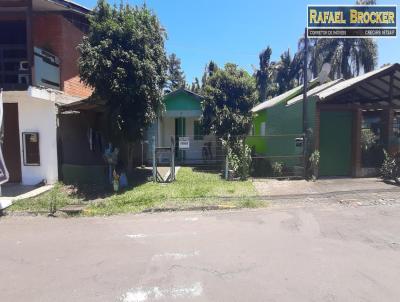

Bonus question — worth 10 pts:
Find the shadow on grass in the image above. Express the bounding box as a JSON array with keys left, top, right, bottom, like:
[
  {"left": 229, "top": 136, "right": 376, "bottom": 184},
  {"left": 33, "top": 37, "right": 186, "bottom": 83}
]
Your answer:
[
  {"left": 191, "top": 165, "right": 222, "bottom": 174},
  {"left": 68, "top": 167, "right": 153, "bottom": 201}
]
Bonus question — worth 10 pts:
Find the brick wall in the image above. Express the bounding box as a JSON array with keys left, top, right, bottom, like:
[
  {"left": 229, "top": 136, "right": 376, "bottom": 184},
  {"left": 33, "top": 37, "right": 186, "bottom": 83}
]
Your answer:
[{"left": 32, "top": 14, "right": 92, "bottom": 98}]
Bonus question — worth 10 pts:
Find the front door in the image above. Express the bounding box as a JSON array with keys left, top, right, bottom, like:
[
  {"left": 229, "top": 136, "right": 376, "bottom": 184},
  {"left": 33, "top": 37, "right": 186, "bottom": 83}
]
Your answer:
[
  {"left": 175, "top": 117, "right": 186, "bottom": 162},
  {"left": 319, "top": 110, "right": 353, "bottom": 176},
  {"left": 3, "top": 103, "right": 22, "bottom": 182}
]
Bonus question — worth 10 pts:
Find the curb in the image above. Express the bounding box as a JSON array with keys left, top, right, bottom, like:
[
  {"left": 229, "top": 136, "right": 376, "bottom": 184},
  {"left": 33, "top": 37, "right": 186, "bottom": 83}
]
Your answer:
[{"left": 142, "top": 204, "right": 238, "bottom": 213}]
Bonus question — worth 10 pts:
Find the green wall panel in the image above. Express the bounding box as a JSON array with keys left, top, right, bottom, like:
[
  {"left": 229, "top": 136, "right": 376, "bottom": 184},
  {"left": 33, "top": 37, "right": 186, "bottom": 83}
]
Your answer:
[
  {"left": 319, "top": 111, "right": 353, "bottom": 176},
  {"left": 247, "top": 97, "right": 316, "bottom": 168},
  {"left": 165, "top": 91, "right": 201, "bottom": 111}
]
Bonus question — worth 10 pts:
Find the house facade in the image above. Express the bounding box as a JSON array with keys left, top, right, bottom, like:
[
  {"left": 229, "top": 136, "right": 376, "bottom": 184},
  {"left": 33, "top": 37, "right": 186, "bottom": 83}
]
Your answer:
[
  {"left": 146, "top": 88, "right": 218, "bottom": 165},
  {"left": 249, "top": 64, "right": 400, "bottom": 177},
  {"left": 1, "top": 0, "right": 91, "bottom": 185}
]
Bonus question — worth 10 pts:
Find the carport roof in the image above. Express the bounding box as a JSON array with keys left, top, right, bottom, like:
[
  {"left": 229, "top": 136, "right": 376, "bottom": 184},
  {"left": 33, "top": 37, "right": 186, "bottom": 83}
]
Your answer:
[{"left": 315, "top": 63, "right": 400, "bottom": 105}]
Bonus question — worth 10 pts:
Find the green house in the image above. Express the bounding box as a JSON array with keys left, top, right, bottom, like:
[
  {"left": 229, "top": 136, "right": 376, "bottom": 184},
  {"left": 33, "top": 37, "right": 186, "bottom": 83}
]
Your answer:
[
  {"left": 248, "top": 63, "right": 400, "bottom": 177},
  {"left": 146, "top": 88, "right": 217, "bottom": 164}
]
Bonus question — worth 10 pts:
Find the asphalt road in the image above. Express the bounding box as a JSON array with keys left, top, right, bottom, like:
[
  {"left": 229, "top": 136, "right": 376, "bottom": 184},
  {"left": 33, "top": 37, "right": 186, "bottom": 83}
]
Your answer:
[{"left": 1, "top": 201, "right": 400, "bottom": 302}]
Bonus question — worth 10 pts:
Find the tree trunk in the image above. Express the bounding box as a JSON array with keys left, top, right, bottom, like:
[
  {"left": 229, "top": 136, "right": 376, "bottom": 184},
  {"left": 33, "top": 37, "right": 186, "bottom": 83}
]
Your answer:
[{"left": 127, "top": 142, "right": 135, "bottom": 174}]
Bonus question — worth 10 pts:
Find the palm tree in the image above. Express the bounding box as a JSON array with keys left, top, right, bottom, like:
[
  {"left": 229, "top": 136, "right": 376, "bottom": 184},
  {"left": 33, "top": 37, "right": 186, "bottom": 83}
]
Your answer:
[
  {"left": 255, "top": 46, "right": 273, "bottom": 102},
  {"left": 275, "top": 49, "right": 301, "bottom": 94},
  {"left": 313, "top": 0, "right": 378, "bottom": 79},
  {"left": 315, "top": 38, "right": 377, "bottom": 79}
]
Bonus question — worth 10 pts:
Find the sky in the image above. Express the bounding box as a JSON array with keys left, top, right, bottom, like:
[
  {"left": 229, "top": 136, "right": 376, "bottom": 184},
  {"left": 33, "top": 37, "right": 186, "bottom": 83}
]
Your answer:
[{"left": 79, "top": 0, "right": 400, "bottom": 83}]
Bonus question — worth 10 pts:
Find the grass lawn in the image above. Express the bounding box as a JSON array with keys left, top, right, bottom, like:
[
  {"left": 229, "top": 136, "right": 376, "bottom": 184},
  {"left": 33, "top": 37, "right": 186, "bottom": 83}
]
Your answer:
[{"left": 9, "top": 167, "right": 262, "bottom": 216}]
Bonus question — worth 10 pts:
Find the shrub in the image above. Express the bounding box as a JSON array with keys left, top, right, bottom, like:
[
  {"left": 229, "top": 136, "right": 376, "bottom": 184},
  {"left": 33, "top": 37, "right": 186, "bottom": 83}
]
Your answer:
[
  {"left": 380, "top": 150, "right": 396, "bottom": 180},
  {"left": 225, "top": 139, "right": 252, "bottom": 180},
  {"left": 309, "top": 150, "right": 320, "bottom": 181}
]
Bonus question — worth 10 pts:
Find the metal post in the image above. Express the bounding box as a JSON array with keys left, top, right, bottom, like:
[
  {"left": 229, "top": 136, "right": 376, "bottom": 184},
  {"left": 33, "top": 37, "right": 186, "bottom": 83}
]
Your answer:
[
  {"left": 225, "top": 154, "right": 229, "bottom": 180},
  {"left": 152, "top": 136, "right": 156, "bottom": 182},
  {"left": 171, "top": 136, "right": 175, "bottom": 181},
  {"left": 302, "top": 27, "right": 308, "bottom": 179}
]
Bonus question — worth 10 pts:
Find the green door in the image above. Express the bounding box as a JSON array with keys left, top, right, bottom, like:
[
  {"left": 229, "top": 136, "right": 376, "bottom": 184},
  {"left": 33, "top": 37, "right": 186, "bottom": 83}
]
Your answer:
[
  {"left": 319, "top": 111, "right": 353, "bottom": 176},
  {"left": 175, "top": 117, "right": 186, "bottom": 161}
]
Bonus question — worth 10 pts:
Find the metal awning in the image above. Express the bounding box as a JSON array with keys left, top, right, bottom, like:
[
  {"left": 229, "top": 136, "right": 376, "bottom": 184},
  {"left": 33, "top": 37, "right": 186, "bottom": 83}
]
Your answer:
[{"left": 315, "top": 63, "right": 400, "bottom": 105}]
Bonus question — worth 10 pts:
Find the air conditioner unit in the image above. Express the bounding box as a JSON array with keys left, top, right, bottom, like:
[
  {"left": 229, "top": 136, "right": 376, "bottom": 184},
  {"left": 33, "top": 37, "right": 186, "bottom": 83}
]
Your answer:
[
  {"left": 19, "top": 61, "right": 29, "bottom": 71},
  {"left": 18, "top": 74, "right": 29, "bottom": 85}
]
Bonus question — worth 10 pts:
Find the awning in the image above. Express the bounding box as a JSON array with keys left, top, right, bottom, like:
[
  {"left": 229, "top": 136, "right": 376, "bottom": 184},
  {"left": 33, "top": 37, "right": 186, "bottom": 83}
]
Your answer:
[{"left": 315, "top": 63, "right": 400, "bottom": 105}]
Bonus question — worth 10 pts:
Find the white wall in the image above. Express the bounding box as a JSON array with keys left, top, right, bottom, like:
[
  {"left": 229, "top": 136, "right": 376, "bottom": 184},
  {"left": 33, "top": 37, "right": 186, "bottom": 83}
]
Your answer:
[{"left": 4, "top": 96, "right": 58, "bottom": 185}]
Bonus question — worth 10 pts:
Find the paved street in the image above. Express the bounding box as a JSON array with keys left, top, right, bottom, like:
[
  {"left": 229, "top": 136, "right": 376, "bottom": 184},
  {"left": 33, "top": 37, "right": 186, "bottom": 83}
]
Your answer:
[{"left": 1, "top": 200, "right": 400, "bottom": 301}]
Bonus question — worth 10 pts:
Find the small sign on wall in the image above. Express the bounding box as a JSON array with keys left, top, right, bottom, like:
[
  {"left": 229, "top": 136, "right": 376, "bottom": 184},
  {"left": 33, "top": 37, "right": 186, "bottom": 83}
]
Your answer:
[{"left": 179, "top": 137, "right": 190, "bottom": 149}]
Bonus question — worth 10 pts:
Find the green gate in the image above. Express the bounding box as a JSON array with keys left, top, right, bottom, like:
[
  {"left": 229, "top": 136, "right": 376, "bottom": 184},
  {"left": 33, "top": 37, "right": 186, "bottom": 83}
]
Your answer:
[{"left": 319, "top": 110, "right": 353, "bottom": 176}]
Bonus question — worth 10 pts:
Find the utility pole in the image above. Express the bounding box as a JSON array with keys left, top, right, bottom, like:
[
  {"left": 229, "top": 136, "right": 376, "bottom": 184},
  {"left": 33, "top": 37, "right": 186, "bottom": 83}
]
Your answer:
[{"left": 302, "top": 27, "right": 308, "bottom": 179}]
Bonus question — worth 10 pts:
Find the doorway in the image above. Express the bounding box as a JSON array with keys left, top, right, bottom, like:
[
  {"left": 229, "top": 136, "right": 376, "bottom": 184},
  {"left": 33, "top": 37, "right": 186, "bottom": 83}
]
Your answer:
[
  {"left": 175, "top": 117, "right": 186, "bottom": 162},
  {"left": 3, "top": 103, "right": 22, "bottom": 182}
]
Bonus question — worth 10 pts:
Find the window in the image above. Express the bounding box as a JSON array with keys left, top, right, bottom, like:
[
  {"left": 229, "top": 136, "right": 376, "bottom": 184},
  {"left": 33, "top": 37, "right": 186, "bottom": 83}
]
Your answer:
[
  {"left": 260, "top": 122, "right": 266, "bottom": 136},
  {"left": 194, "top": 120, "right": 204, "bottom": 140},
  {"left": 22, "top": 132, "right": 40, "bottom": 166}
]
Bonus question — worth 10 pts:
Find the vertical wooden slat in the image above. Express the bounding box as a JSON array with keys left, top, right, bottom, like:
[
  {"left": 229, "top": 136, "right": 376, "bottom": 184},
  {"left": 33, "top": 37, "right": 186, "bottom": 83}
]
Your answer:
[{"left": 25, "top": 0, "right": 33, "bottom": 85}]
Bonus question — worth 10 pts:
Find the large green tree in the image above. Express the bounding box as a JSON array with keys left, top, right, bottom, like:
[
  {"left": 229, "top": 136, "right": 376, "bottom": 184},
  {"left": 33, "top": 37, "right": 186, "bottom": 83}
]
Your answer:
[
  {"left": 78, "top": 0, "right": 167, "bottom": 168},
  {"left": 201, "top": 63, "right": 257, "bottom": 140},
  {"left": 166, "top": 53, "right": 186, "bottom": 92},
  {"left": 201, "top": 63, "right": 257, "bottom": 179}
]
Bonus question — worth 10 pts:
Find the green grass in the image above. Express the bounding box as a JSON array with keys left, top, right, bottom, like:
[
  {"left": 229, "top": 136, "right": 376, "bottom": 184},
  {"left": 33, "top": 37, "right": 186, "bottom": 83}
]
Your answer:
[
  {"left": 10, "top": 168, "right": 262, "bottom": 216},
  {"left": 9, "top": 183, "right": 84, "bottom": 213}
]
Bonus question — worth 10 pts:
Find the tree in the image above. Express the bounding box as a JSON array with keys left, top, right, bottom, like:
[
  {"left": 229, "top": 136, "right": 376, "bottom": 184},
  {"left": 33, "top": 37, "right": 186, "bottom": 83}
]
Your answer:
[
  {"left": 313, "top": 0, "right": 377, "bottom": 79},
  {"left": 201, "top": 60, "right": 218, "bottom": 88},
  {"left": 201, "top": 63, "right": 257, "bottom": 139},
  {"left": 190, "top": 77, "right": 201, "bottom": 94},
  {"left": 275, "top": 49, "right": 301, "bottom": 94},
  {"left": 78, "top": 0, "right": 167, "bottom": 170},
  {"left": 201, "top": 63, "right": 257, "bottom": 180},
  {"left": 166, "top": 53, "right": 185, "bottom": 92},
  {"left": 315, "top": 38, "right": 377, "bottom": 80},
  {"left": 254, "top": 46, "right": 277, "bottom": 101}
]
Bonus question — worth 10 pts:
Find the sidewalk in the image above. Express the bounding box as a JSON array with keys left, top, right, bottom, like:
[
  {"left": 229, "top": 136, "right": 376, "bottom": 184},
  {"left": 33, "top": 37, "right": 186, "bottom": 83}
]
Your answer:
[
  {"left": 0, "top": 184, "right": 53, "bottom": 210},
  {"left": 253, "top": 177, "right": 400, "bottom": 200}
]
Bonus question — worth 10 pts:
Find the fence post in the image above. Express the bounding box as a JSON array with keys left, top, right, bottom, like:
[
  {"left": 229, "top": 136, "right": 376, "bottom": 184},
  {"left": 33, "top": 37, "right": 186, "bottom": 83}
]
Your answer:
[
  {"left": 152, "top": 136, "right": 156, "bottom": 182},
  {"left": 171, "top": 135, "right": 175, "bottom": 181},
  {"left": 225, "top": 153, "right": 229, "bottom": 180}
]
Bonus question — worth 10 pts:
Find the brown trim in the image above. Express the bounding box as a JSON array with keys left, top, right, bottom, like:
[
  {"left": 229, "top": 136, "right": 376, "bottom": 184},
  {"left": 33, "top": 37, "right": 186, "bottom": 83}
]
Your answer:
[
  {"left": 0, "top": 1, "right": 28, "bottom": 8},
  {"left": 352, "top": 108, "right": 362, "bottom": 177},
  {"left": 26, "top": 0, "right": 33, "bottom": 84}
]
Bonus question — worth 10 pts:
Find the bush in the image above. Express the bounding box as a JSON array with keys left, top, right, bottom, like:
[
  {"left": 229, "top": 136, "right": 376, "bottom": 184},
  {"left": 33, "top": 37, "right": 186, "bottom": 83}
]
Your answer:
[
  {"left": 308, "top": 150, "right": 320, "bottom": 181},
  {"left": 225, "top": 139, "right": 252, "bottom": 180},
  {"left": 380, "top": 150, "right": 396, "bottom": 180},
  {"left": 271, "top": 162, "right": 283, "bottom": 177}
]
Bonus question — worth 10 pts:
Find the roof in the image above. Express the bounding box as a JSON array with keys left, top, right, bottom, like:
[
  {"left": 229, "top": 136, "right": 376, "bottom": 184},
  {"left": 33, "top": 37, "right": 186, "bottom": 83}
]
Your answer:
[
  {"left": 0, "top": 0, "right": 90, "bottom": 15},
  {"left": 251, "top": 85, "right": 304, "bottom": 112},
  {"left": 164, "top": 88, "right": 204, "bottom": 100},
  {"left": 315, "top": 63, "right": 400, "bottom": 102},
  {"left": 48, "top": 0, "right": 90, "bottom": 14},
  {"left": 251, "top": 63, "right": 400, "bottom": 112},
  {"left": 286, "top": 79, "right": 343, "bottom": 107}
]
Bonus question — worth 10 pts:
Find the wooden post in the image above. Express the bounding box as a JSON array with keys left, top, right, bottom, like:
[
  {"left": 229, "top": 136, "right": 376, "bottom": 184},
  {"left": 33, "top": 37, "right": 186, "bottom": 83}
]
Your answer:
[
  {"left": 26, "top": 0, "right": 33, "bottom": 85},
  {"left": 302, "top": 27, "right": 308, "bottom": 178}
]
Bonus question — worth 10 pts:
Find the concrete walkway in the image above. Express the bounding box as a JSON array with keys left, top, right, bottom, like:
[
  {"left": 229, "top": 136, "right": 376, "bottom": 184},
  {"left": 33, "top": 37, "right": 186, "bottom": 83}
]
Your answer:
[
  {"left": 0, "top": 184, "right": 53, "bottom": 210},
  {"left": 253, "top": 177, "right": 400, "bottom": 199}
]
